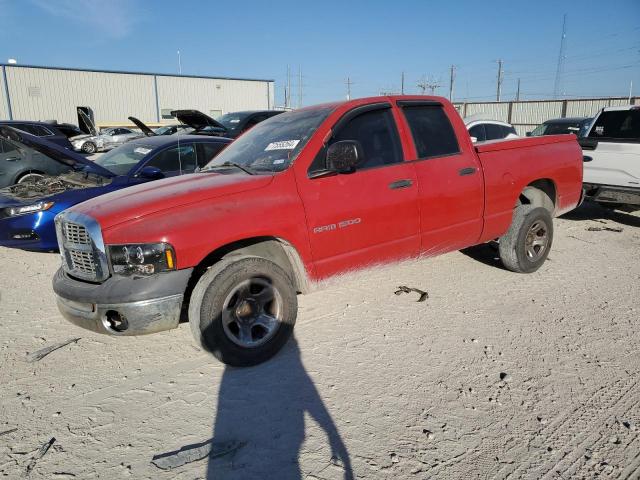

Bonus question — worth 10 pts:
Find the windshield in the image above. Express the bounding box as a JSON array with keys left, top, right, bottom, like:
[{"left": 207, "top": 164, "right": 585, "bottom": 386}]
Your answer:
[
  {"left": 216, "top": 113, "right": 245, "bottom": 131},
  {"left": 202, "top": 107, "right": 334, "bottom": 173},
  {"left": 94, "top": 143, "right": 152, "bottom": 175}
]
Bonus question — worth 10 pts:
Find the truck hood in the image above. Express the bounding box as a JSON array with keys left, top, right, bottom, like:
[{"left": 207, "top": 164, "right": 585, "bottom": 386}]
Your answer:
[
  {"left": 0, "top": 126, "right": 115, "bottom": 178},
  {"left": 73, "top": 171, "right": 274, "bottom": 230},
  {"left": 171, "top": 109, "right": 227, "bottom": 132}
]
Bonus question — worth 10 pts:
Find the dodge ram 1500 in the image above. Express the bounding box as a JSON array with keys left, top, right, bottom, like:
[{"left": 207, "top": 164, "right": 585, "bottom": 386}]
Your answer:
[{"left": 52, "top": 96, "right": 584, "bottom": 366}]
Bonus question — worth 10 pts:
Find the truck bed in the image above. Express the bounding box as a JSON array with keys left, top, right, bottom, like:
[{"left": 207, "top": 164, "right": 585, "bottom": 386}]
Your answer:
[{"left": 475, "top": 135, "right": 583, "bottom": 243}]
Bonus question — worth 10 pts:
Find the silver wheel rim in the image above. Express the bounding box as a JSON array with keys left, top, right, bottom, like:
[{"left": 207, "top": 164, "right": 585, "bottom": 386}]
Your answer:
[
  {"left": 17, "top": 173, "right": 43, "bottom": 184},
  {"left": 221, "top": 278, "right": 282, "bottom": 348},
  {"left": 83, "top": 143, "right": 95, "bottom": 153},
  {"left": 525, "top": 220, "right": 549, "bottom": 261}
]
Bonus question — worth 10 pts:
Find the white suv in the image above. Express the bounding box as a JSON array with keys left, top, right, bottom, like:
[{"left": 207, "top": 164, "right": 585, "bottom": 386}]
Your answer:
[{"left": 580, "top": 105, "right": 640, "bottom": 207}]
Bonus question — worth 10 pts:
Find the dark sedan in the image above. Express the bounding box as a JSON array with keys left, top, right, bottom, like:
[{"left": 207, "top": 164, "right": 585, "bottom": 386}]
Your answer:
[
  {"left": 0, "top": 131, "right": 73, "bottom": 186},
  {"left": 171, "top": 109, "right": 283, "bottom": 139},
  {"left": 0, "top": 120, "right": 75, "bottom": 149}
]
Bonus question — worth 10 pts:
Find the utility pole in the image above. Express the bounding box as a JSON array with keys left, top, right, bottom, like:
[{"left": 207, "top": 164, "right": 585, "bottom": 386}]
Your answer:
[
  {"left": 401, "top": 72, "right": 405, "bottom": 95},
  {"left": 629, "top": 80, "right": 633, "bottom": 103},
  {"left": 554, "top": 14, "right": 568, "bottom": 98},
  {"left": 286, "top": 65, "right": 291, "bottom": 109},
  {"left": 346, "top": 77, "right": 353, "bottom": 100},
  {"left": 496, "top": 59, "right": 504, "bottom": 101},
  {"left": 177, "top": 50, "right": 182, "bottom": 74},
  {"left": 449, "top": 65, "right": 456, "bottom": 101},
  {"left": 298, "top": 66, "right": 302, "bottom": 108},
  {"left": 516, "top": 78, "right": 521, "bottom": 101}
]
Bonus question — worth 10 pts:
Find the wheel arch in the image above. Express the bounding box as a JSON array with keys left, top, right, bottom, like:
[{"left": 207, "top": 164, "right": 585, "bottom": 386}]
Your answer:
[
  {"left": 183, "top": 236, "right": 311, "bottom": 318},
  {"left": 519, "top": 178, "right": 557, "bottom": 214},
  {"left": 14, "top": 169, "right": 45, "bottom": 184}
]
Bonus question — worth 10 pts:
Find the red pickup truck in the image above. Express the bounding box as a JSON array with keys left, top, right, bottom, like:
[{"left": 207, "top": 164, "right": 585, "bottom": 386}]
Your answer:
[{"left": 53, "top": 96, "right": 583, "bottom": 366}]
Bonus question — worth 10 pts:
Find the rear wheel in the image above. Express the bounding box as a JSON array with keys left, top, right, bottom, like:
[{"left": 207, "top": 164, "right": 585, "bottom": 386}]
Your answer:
[
  {"left": 81, "top": 142, "right": 97, "bottom": 154},
  {"left": 499, "top": 206, "right": 553, "bottom": 273},
  {"left": 188, "top": 256, "right": 297, "bottom": 366}
]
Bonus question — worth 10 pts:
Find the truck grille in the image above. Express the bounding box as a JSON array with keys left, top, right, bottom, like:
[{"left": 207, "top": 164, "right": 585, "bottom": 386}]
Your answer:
[
  {"left": 64, "top": 222, "right": 90, "bottom": 245},
  {"left": 55, "top": 213, "right": 109, "bottom": 282},
  {"left": 68, "top": 250, "right": 97, "bottom": 276}
]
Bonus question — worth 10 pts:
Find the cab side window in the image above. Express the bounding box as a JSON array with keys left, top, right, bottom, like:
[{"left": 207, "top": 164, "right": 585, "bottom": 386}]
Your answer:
[
  {"left": 146, "top": 144, "right": 197, "bottom": 173},
  {"left": 402, "top": 105, "right": 460, "bottom": 159},
  {"left": 330, "top": 108, "right": 403, "bottom": 170}
]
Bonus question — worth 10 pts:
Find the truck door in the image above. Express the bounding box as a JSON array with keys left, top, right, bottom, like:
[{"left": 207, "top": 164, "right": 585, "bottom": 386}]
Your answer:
[
  {"left": 583, "top": 108, "right": 640, "bottom": 189},
  {"left": 397, "top": 101, "right": 484, "bottom": 253},
  {"left": 297, "top": 103, "right": 420, "bottom": 278}
]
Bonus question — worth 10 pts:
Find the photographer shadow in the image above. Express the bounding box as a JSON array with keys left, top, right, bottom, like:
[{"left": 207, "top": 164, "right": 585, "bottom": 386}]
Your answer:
[{"left": 206, "top": 337, "right": 353, "bottom": 480}]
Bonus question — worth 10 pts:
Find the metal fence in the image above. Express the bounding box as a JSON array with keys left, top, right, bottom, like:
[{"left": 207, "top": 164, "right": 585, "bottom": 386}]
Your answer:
[{"left": 453, "top": 97, "right": 639, "bottom": 136}]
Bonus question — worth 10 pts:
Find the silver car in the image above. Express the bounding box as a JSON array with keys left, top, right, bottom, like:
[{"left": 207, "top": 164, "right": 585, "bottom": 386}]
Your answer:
[{"left": 71, "top": 127, "right": 143, "bottom": 153}]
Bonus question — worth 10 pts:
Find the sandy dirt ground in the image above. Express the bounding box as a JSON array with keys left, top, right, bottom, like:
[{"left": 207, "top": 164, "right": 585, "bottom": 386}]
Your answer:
[{"left": 0, "top": 202, "right": 639, "bottom": 479}]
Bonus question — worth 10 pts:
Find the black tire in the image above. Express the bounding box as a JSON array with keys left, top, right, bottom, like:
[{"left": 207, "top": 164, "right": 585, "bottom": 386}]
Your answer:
[
  {"left": 498, "top": 206, "right": 553, "bottom": 273},
  {"left": 188, "top": 256, "right": 297, "bottom": 367},
  {"left": 82, "top": 142, "right": 97, "bottom": 154}
]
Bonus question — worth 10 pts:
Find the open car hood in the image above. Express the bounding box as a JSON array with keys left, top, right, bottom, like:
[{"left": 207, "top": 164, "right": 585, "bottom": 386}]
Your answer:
[
  {"left": 77, "top": 109, "right": 98, "bottom": 136},
  {"left": 171, "top": 109, "right": 227, "bottom": 132},
  {"left": 0, "top": 126, "right": 115, "bottom": 178},
  {"left": 128, "top": 116, "right": 156, "bottom": 137}
]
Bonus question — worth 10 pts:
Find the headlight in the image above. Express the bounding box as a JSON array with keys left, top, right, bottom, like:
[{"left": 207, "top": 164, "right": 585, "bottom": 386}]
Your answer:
[
  {"left": 108, "top": 243, "right": 176, "bottom": 276},
  {"left": 6, "top": 201, "right": 54, "bottom": 217}
]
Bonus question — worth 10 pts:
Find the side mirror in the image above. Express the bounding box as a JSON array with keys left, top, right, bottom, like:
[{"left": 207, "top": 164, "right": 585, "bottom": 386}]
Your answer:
[
  {"left": 470, "top": 136, "right": 478, "bottom": 143},
  {"left": 525, "top": 132, "right": 532, "bottom": 137},
  {"left": 137, "top": 166, "right": 164, "bottom": 180},
  {"left": 578, "top": 137, "right": 598, "bottom": 151},
  {"left": 583, "top": 155, "right": 593, "bottom": 163},
  {"left": 326, "top": 140, "right": 361, "bottom": 173}
]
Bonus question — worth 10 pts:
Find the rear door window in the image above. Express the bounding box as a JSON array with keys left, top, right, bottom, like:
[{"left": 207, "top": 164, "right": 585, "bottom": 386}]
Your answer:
[
  {"left": 589, "top": 110, "right": 640, "bottom": 140},
  {"left": 402, "top": 105, "right": 460, "bottom": 159}
]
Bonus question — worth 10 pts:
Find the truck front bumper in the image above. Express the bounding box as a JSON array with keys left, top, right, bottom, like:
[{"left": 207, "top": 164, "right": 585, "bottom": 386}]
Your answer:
[{"left": 53, "top": 267, "right": 193, "bottom": 336}]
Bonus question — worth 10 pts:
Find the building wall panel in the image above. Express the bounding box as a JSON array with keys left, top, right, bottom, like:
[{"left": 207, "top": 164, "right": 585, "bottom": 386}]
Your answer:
[
  {"left": 1, "top": 65, "right": 274, "bottom": 127},
  {"left": 6, "top": 67, "right": 156, "bottom": 124},
  {"left": 156, "top": 76, "right": 271, "bottom": 121}
]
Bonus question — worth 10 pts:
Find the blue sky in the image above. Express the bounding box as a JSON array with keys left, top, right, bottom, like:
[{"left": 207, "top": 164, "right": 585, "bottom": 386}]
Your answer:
[{"left": 1, "top": 0, "right": 639, "bottom": 106}]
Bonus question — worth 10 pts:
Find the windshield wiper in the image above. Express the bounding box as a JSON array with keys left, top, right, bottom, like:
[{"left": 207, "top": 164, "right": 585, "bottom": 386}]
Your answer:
[{"left": 207, "top": 162, "right": 254, "bottom": 175}]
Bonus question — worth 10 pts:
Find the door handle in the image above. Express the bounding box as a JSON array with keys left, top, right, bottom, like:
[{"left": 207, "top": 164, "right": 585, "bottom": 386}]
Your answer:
[
  {"left": 5, "top": 156, "right": 20, "bottom": 162},
  {"left": 459, "top": 167, "right": 477, "bottom": 176},
  {"left": 389, "top": 179, "right": 413, "bottom": 189}
]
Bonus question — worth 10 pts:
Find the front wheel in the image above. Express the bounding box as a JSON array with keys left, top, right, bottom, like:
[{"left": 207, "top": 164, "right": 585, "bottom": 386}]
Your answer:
[
  {"left": 81, "top": 142, "right": 97, "bottom": 154},
  {"left": 499, "top": 206, "right": 553, "bottom": 273},
  {"left": 188, "top": 256, "right": 297, "bottom": 366}
]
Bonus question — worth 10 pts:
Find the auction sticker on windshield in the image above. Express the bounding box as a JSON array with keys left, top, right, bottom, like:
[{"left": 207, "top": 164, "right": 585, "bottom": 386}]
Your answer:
[
  {"left": 134, "top": 147, "right": 152, "bottom": 155},
  {"left": 265, "top": 140, "right": 300, "bottom": 151}
]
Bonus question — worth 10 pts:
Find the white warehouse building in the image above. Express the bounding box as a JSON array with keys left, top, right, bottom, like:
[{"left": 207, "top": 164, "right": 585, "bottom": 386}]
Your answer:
[{"left": 0, "top": 63, "right": 275, "bottom": 127}]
